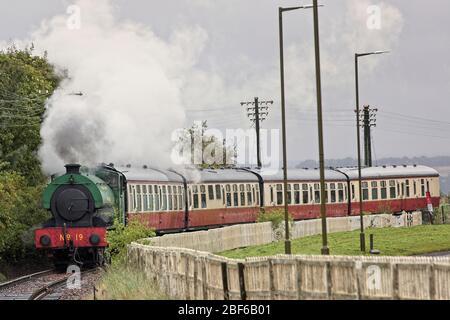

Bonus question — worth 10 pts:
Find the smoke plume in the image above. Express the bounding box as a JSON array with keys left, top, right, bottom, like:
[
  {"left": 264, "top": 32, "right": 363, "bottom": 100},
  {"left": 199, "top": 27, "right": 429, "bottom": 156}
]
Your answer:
[{"left": 25, "top": 0, "right": 208, "bottom": 173}]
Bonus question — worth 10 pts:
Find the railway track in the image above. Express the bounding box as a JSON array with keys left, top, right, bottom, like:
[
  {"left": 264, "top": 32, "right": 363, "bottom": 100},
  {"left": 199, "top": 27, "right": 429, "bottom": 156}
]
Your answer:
[{"left": 0, "top": 267, "right": 101, "bottom": 300}]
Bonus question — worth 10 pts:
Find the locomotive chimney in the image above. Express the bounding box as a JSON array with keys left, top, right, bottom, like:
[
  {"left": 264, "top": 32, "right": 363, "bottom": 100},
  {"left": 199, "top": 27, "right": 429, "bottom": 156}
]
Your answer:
[{"left": 65, "top": 164, "right": 81, "bottom": 175}]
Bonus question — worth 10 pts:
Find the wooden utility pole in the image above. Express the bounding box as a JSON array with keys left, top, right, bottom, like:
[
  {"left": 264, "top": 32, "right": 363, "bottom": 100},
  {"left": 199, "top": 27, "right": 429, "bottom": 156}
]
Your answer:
[
  {"left": 241, "top": 98, "right": 272, "bottom": 168},
  {"left": 360, "top": 105, "right": 378, "bottom": 167}
]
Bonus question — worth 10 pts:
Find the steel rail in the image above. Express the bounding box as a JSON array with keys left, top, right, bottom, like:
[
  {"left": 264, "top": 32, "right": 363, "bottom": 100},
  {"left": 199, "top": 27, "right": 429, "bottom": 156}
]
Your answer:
[
  {"left": 0, "top": 269, "right": 54, "bottom": 291},
  {"left": 28, "top": 267, "right": 100, "bottom": 300}
]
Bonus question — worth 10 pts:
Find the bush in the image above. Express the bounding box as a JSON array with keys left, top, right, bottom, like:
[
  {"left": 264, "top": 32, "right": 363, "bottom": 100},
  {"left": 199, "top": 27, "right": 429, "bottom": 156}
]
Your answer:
[
  {"left": 257, "top": 209, "right": 293, "bottom": 229},
  {"left": 106, "top": 219, "right": 156, "bottom": 263},
  {"left": 0, "top": 172, "right": 50, "bottom": 262},
  {"left": 93, "top": 262, "right": 167, "bottom": 300}
]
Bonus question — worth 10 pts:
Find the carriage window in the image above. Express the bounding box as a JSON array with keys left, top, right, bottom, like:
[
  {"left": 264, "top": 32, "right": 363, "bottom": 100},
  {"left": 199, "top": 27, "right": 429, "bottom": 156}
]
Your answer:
[
  {"left": 338, "top": 183, "right": 344, "bottom": 203},
  {"left": 379, "top": 181, "right": 387, "bottom": 199},
  {"left": 330, "top": 183, "right": 336, "bottom": 203},
  {"left": 226, "top": 189, "right": 232, "bottom": 207},
  {"left": 208, "top": 185, "right": 215, "bottom": 200},
  {"left": 426, "top": 180, "right": 430, "bottom": 193},
  {"left": 256, "top": 189, "right": 260, "bottom": 206},
  {"left": 193, "top": 186, "right": 199, "bottom": 209},
  {"left": 287, "top": 184, "right": 292, "bottom": 204},
  {"left": 371, "top": 181, "right": 378, "bottom": 200},
  {"left": 403, "top": 182, "right": 407, "bottom": 198},
  {"left": 351, "top": 184, "right": 356, "bottom": 200},
  {"left": 188, "top": 189, "right": 191, "bottom": 208},
  {"left": 389, "top": 180, "right": 396, "bottom": 199},
  {"left": 173, "top": 186, "right": 178, "bottom": 210},
  {"left": 137, "top": 185, "right": 142, "bottom": 212},
  {"left": 200, "top": 185, "right": 207, "bottom": 209},
  {"left": 302, "top": 184, "right": 309, "bottom": 204},
  {"left": 225, "top": 185, "right": 231, "bottom": 206},
  {"left": 148, "top": 185, "right": 154, "bottom": 211},
  {"left": 233, "top": 193, "right": 239, "bottom": 207},
  {"left": 178, "top": 187, "right": 183, "bottom": 210},
  {"left": 252, "top": 187, "right": 256, "bottom": 205},
  {"left": 413, "top": 181, "right": 417, "bottom": 196},
  {"left": 131, "top": 186, "right": 137, "bottom": 211},
  {"left": 162, "top": 186, "right": 168, "bottom": 210},
  {"left": 314, "top": 184, "right": 320, "bottom": 203},
  {"left": 193, "top": 194, "right": 199, "bottom": 209},
  {"left": 155, "top": 186, "right": 160, "bottom": 210},
  {"left": 362, "top": 182, "right": 369, "bottom": 201},
  {"left": 232, "top": 185, "right": 238, "bottom": 206},
  {"left": 247, "top": 184, "right": 252, "bottom": 205},
  {"left": 143, "top": 185, "right": 149, "bottom": 211},
  {"left": 294, "top": 184, "right": 300, "bottom": 204},
  {"left": 215, "top": 185, "right": 221, "bottom": 200},
  {"left": 277, "top": 184, "right": 283, "bottom": 205},
  {"left": 168, "top": 186, "right": 173, "bottom": 211},
  {"left": 421, "top": 179, "right": 425, "bottom": 197},
  {"left": 270, "top": 186, "right": 274, "bottom": 204}
]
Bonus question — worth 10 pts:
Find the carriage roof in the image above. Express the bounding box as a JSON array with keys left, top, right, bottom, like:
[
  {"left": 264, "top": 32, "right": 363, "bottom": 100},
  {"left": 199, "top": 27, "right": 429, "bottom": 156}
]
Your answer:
[
  {"left": 119, "top": 167, "right": 184, "bottom": 183},
  {"left": 182, "top": 168, "right": 260, "bottom": 183},
  {"left": 256, "top": 168, "right": 347, "bottom": 182},
  {"left": 338, "top": 165, "right": 439, "bottom": 180}
]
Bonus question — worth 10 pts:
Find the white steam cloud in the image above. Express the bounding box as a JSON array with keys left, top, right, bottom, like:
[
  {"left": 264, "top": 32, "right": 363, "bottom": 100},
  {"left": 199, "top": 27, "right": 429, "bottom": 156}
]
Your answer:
[
  {"left": 2, "top": 0, "right": 405, "bottom": 170},
  {"left": 26, "top": 0, "right": 208, "bottom": 173}
]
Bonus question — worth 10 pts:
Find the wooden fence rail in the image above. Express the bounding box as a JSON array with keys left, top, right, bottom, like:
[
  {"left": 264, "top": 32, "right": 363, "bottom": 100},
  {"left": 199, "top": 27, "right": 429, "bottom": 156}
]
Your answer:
[{"left": 127, "top": 244, "right": 450, "bottom": 300}]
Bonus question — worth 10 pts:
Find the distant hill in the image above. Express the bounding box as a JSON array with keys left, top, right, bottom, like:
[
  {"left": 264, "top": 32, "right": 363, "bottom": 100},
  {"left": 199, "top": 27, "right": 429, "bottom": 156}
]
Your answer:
[{"left": 295, "top": 156, "right": 450, "bottom": 194}]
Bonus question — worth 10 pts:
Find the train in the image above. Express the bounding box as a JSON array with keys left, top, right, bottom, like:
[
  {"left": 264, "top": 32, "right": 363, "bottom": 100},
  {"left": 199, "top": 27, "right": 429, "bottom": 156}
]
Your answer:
[{"left": 35, "top": 163, "right": 440, "bottom": 267}]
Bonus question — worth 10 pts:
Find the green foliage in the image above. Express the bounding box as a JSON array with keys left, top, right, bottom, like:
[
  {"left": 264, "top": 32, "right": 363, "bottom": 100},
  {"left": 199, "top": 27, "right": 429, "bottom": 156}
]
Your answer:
[
  {"left": 0, "top": 172, "right": 50, "bottom": 262},
  {"left": 257, "top": 209, "right": 293, "bottom": 230},
  {"left": 0, "top": 46, "right": 61, "bottom": 261},
  {"left": 106, "top": 220, "right": 156, "bottom": 262},
  {"left": 94, "top": 261, "right": 167, "bottom": 300},
  {"left": 434, "top": 204, "right": 449, "bottom": 225},
  {"left": 0, "top": 273, "right": 6, "bottom": 283},
  {"left": 0, "top": 45, "right": 61, "bottom": 185}
]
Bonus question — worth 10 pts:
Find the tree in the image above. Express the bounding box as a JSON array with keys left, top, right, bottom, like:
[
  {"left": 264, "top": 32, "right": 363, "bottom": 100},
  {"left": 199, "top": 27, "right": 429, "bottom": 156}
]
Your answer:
[
  {"left": 0, "top": 172, "right": 50, "bottom": 262},
  {"left": 0, "top": 46, "right": 61, "bottom": 261},
  {"left": 0, "top": 45, "right": 61, "bottom": 186},
  {"left": 176, "top": 121, "right": 236, "bottom": 169}
]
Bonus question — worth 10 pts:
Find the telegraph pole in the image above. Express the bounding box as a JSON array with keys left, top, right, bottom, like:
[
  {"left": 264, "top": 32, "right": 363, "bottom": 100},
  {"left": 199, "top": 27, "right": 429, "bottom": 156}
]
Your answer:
[
  {"left": 241, "top": 98, "right": 272, "bottom": 168},
  {"left": 359, "top": 105, "right": 378, "bottom": 167}
]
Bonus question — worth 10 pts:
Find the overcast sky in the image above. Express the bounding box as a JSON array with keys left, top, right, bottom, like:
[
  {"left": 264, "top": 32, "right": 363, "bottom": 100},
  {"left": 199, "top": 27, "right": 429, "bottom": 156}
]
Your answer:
[{"left": 1, "top": 0, "right": 450, "bottom": 166}]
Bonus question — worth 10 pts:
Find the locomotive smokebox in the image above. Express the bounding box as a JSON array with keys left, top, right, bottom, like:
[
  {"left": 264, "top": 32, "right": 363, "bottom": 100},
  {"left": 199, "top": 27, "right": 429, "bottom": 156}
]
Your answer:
[{"left": 65, "top": 164, "right": 81, "bottom": 175}]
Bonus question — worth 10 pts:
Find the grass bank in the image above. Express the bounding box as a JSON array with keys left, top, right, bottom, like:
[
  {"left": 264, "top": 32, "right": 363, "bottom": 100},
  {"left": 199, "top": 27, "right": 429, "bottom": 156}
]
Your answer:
[
  {"left": 91, "top": 260, "right": 168, "bottom": 300},
  {"left": 219, "top": 225, "right": 450, "bottom": 259}
]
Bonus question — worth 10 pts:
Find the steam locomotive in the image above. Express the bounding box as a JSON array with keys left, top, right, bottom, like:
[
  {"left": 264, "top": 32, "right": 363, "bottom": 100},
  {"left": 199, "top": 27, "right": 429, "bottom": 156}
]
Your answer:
[
  {"left": 35, "top": 164, "right": 126, "bottom": 268},
  {"left": 35, "top": 163, "right": 440, "bottom": 268}
]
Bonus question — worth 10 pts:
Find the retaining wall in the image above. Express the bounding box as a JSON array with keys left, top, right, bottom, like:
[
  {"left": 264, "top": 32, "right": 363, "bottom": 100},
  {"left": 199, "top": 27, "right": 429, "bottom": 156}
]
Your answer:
[
  {"left": 127, "top": 244, "right": 450, "bottom": 300},
  {"left": 146, "top": 212, "right": 422, "bottom": 253}
]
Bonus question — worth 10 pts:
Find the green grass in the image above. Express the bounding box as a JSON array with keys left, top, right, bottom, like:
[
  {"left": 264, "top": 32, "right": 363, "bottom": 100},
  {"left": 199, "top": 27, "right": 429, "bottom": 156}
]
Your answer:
[
  {"left": 219, "top": 225, "right": 450, "bottom": 259},
  {"left": 92, "top": 262, "right": 168, "bottom": 300}
]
